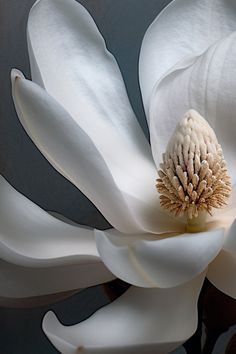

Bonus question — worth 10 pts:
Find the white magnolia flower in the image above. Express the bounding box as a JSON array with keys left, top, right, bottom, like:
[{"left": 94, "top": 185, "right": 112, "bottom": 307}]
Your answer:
[{"left": 3, "top": 0, "right": 236, "bottom": 352}]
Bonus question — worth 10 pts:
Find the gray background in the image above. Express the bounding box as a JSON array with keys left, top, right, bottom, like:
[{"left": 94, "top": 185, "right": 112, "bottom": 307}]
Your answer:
[{"left": 0, "top": 0, "right": 233, "bottom": 353}]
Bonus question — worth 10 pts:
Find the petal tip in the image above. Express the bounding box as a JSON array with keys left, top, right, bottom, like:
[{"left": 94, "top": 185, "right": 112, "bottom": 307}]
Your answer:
[
  {"left": 94, "top": 228, "right": 105, "bottom": 241},
  {"left": 42, "top": 311, "right": 79, "bottom": 353},
  {"left": 11, "top": 69, "right": 24, "bottom": 83},
  {"left": 42, "top": 310, "right": 58, "bottom": 334},
  {"left": 31, "top": 0, "right": 43, "bottom": 9}
]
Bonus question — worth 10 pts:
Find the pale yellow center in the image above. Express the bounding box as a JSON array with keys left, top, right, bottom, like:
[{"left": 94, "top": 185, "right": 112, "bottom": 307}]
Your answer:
[{"left": 156, "top": 110, "right": 231, "bottom": 223}]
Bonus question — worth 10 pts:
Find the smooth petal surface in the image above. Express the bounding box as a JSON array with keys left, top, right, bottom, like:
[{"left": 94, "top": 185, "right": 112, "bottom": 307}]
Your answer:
[
  {"left": 149, "top": 33, "right": 236, "bottom": 184},
  {"left": 43, "top": 273, "right": 205, "bottom": 354},
  {"left": 95, "top": 228, "right": 224, "bottom": 288},
  {"left": 27, "top": 0, "right": 148, "bottom": 161},
  {"left": 139, "top": 0, "right": 236, "bottom": 115},
  {"left": 26, "top": 0, "right": 165, "bottom": 231},
  {"left": 12, "top": 70, "right": 182, "bottom": 234},
  {"left": 0, "top": 176, "right": 114, "bottom": 298},
  {"left": 207, "top": 250, "right": 236, "bottom": 299}
]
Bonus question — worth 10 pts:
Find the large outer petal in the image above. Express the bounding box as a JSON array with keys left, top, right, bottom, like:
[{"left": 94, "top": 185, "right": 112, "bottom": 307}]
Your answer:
[
  {"left": 42, "top": 273, "right": 205, "bottom": 354},
  {"left": 27, "top": 0, "right": 151, "bottom": 172},
  {"left": 11, "top": 71, "right": 182, "bottom": 234},
  {"left": 149, "top": 33, "right": 236, "bottom": 184},
  {"left": 27, "top": 0, "right": 146, "bottom": 159},
  {"left": 139, "top": 0, "right": 236, "bottom": 115},
  {"left": 0, "top": 176, "right": 114, "bottom": 299},
  {"left": 26, "top": 0, "right": 158, "bottom": 220},
  {"left": 95, "top": 228, "right": 224, "bottom": 288}
]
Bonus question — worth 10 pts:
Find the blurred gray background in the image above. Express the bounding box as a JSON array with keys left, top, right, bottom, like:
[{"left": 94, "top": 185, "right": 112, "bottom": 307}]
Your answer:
[{"left": 0, "top": 0, "right": 233, "bottom": 353}]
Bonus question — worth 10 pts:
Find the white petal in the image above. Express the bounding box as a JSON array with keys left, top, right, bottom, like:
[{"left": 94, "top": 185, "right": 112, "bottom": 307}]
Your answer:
[
  {"left": 11, "top": 70, "right": 181, "bottom": 234},
  {"left": 149, "top": 33, "right": 236, "bottom": 184},
  {"left": 0, "top": 176, "right": 114, "bottom": 298},
  {"left": 95, "top": 228, "right": 224, "bottom": 288},
  {"left": 27, "top": 0, "right": 146, "bottom": 157},
  {"left": 207, "top": 250, "right": 236, "bottom": 299},
  {"left": 27, "top": 0, "right": 156, "bottom": 205},
  {"left": 26, "top": 0, "right": 173, "bottom": 234},
  {"left": 139, "top": 0, "right": 236, "bottom": 115},
  {"left": 42, "top": 273, "right": 205, "bottom": 354}
]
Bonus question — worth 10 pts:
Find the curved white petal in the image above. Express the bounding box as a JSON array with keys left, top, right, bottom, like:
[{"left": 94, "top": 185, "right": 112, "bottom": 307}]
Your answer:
[
  {"left": 27, "top": 0, "right": 148, "bottom": 162},
  {"left": 0, "top": 176, "right": 114, "bottom": 298},
  {"left": 43, "top": 272, "right": 205, "bottom": 354},
  {"left": 207, "top": 250, "right": 236, "bottom": 299},
  {"left": 149, "top": 33, "right": 236, "bottom": 184},
  {"left": 27, "top": 0, "right": 162, "bottom": 230},
  {"left": 95, "top": 228, "right": 224, "bottom": 288},
  {"left": 139, "top": 0, "right": 236, "bottom": 115},
  {"left": 11, "top": 70, "right": 182, "bottom": 234}
]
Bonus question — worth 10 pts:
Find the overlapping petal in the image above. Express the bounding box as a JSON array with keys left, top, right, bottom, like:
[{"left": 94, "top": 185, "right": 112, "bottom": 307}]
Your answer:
[
  {"left": 95, "top": 228, "right": 224, "bottom": 288},
  {"left": 139, "top": 0, "right": 236, "bottom": 116},
  {"left": 7, "top": 0, "right": 236, "bottom": 352},
  {"left": 11, "top": 70, "right": 182, "bottom": 234},
  {"left": 27, "top": 0, "right": 147, "bottom": 162},
  {"left": 149, "top": 33, "right": 236, "bottom": 185},
  {"left": 27, "top": 0, "right": 152, "bottom": 187},
  {"left": 42, "top": 272, "right": 205, "bottom": 354},
  {"left": 26, "top": 0, "right": 166, "bottom": 232},
  {"left": 0, "top": 176, "right": 114, "bottom": 299}
]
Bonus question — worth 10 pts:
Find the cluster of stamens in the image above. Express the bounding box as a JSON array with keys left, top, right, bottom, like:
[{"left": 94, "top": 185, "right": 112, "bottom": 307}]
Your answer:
[{"left": 156, "top": 110, "right": 231, "bottom": 219}]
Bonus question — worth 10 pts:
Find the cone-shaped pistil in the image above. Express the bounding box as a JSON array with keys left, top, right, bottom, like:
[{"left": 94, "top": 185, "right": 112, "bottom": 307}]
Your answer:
[{"left": 156, "top": 110, "right": 231, "bottom": 220}]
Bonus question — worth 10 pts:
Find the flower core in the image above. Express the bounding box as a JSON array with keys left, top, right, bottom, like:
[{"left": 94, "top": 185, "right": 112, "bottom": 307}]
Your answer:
[{"left": 156, "top": 110, "right": 231, "bottom": 220}]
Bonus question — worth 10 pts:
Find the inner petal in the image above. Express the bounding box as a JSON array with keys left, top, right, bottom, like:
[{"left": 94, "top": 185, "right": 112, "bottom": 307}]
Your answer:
[
  {"left": 95, "top": 227, "right": 224, "bottom": 288},
  {"left": 149, "top": 33, "right": 236, "bottom": 185}
]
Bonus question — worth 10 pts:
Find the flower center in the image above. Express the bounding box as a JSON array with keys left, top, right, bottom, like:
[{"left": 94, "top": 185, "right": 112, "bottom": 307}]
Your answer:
[{"left": 156, "top": 110, "right": 231, "bottom": 225}]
